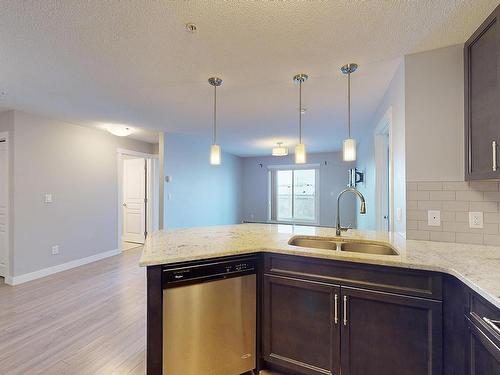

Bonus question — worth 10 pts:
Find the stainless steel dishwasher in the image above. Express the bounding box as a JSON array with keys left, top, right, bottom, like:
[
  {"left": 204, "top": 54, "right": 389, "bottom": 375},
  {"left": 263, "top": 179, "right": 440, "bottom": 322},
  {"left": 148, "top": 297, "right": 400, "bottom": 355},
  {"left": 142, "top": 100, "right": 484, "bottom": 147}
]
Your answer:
[{"left": 162, "top": 257, "right": 257, "bottom": 375}]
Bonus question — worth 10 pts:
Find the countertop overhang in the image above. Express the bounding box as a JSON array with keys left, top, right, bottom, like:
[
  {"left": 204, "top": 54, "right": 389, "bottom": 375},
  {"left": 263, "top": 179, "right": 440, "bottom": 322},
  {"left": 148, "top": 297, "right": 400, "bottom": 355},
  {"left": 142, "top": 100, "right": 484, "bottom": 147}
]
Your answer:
[{"left": 140, "top": 223, "right": 500, "bottom": 309}]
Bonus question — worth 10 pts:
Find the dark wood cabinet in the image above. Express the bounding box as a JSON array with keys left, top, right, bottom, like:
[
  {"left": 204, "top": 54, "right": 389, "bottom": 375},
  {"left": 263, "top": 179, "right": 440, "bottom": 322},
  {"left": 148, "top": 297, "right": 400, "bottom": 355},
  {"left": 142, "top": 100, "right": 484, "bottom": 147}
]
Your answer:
[
  {"left": 466, "top": 318, "right": 500, "bottom": 375},
  {"left": 262, "top": 255, "right": 444, "bottom": 375},
  {"left": 262, "top": 274, "right": 340, "bottom": 375},
  {"left": 341, "top": 286, "right": 443, "bottom": 375},
  {"left": 443, "top": 277, "right": 468, "bottom": 375},
  {"left": 464, "top": 4, "right": 500, "bottom": 180}
]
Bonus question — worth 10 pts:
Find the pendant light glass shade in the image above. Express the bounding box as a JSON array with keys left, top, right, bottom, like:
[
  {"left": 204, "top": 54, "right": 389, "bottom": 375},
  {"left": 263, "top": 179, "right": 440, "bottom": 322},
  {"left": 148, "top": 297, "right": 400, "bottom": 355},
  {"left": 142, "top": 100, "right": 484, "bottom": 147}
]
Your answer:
[
  {"left": 343, "top": 138, "right": 356, "bottom": 161},
  {"left": 295, "top": 143, "right": 306, "bottom": 164},
  {"left": 208, "top": 77, "right": 223, "bottom": 165},
  {"left": 272, "top": 142, "right": 288, "bottom": 156},
  {"left": 210, "top": 144, "right": 221, "bottom": 165},
  {"left": 341, "top": 63, "right": 358, "bottom": 162},
  {"left": 293, "top": 73, "right": 308, "bottom": 164}
]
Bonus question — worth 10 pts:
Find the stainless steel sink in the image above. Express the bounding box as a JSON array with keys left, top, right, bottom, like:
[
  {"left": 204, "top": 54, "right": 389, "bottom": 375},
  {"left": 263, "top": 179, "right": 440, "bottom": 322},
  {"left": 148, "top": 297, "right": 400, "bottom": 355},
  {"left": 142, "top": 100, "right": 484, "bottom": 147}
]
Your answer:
[
  {"left": 340, "top": 242, "right": 398, "bottom": 255},
  {"left": 288, "top": 236, "right": 399, "bottom": 256},
  {"left": 288, "top": 237, "right": 338, "bottom": 250}
]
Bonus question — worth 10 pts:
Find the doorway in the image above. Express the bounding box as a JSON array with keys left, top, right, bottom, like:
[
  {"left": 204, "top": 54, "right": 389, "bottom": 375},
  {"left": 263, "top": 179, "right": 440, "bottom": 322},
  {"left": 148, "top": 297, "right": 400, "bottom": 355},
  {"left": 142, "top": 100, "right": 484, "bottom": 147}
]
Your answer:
[
  {"left": 375, "top": 107, "right": 393, "bottom": 232},
  {"left": 117, "top": 149, "right": 159, "bottom": 250},
  {"left": 0, "top": 132, "right": 9, "bottom": 279}
]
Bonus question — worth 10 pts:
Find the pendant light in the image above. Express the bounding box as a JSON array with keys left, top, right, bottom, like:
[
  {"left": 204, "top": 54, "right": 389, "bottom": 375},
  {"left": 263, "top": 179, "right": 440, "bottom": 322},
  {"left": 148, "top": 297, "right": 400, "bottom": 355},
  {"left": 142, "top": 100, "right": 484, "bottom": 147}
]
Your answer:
[
  {"left": 293, "top": 73, "right": 308, "bottom": 164},
  {"left": 341, "top": 63, "right": 358, "bottom": 162},
  {"left": 208, "top": 77, "right": 223, "bottom": 165},
  {"left": 272, "top": 142, "right": 288, "bottom": 156}
]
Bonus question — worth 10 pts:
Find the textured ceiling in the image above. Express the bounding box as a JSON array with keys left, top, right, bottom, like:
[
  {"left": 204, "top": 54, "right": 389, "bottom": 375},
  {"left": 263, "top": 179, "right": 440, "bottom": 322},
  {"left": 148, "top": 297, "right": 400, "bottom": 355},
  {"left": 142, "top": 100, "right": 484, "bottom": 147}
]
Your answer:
[{"left": 0, "top": 0, "right": 497, "bottom": 155}]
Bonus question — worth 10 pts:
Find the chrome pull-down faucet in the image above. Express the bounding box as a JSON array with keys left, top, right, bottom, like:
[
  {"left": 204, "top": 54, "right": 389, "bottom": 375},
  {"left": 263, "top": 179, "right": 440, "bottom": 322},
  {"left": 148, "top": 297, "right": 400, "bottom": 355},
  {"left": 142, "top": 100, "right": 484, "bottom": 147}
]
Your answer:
[{"left": 336, "top": 187, "right": 366, "bottom": 236}]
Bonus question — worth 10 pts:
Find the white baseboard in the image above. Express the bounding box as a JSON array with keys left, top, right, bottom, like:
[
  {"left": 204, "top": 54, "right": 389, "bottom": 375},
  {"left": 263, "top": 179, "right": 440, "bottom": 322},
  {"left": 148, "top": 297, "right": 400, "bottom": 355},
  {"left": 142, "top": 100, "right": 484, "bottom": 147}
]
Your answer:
[{"left": 4, "top": 248, "right": 121, "bottom": 286}]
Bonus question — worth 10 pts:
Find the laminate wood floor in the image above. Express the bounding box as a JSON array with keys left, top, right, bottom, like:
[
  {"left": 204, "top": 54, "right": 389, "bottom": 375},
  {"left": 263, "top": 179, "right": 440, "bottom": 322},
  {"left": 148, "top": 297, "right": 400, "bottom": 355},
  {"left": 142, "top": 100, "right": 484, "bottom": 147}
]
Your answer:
[
  {"left": 0, "top": 248, "right": 146, "bottom": 375},
  {"left": 0, "top": 248, "right": 280, "bottom": 375}
]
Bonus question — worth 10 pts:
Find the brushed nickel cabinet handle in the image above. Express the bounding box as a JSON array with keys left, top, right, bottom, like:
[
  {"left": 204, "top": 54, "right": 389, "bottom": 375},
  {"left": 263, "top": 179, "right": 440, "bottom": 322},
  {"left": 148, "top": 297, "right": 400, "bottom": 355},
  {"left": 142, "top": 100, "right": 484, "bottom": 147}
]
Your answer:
[
  {"left": 483, "top": 317, "right": 500, "bottom": 335},
  {"left": 343, "top": 295, "right": 348, "bottom": 326},
  {"left": 334, "top": 294, "right": 338, "bottom": 324},
  {"left": 493, "top": 140, "right": 497, "bottom": 172}
]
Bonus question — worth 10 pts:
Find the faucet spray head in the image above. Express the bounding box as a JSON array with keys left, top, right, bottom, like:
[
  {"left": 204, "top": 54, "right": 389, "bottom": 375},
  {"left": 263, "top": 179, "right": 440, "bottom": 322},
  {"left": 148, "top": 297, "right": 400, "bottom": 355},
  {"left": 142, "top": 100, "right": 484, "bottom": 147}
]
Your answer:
[{"left": 360, "top": 201, "right": 366, "bottom": 214}]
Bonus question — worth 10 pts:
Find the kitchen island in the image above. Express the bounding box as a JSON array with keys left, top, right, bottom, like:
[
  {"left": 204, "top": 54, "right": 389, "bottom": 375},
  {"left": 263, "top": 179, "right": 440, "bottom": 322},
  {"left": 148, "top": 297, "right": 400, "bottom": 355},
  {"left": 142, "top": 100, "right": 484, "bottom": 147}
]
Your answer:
[{"left": 141, "top": 223, "right": 500, "bottom": 375}]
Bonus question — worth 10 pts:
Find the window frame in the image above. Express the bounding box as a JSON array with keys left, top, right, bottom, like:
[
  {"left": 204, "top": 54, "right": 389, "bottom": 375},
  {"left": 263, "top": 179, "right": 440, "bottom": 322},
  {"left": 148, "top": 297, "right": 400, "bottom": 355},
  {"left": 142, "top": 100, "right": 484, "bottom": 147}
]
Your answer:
[{"left": 267, "top": 164, "right": 320, "bottom": 225}]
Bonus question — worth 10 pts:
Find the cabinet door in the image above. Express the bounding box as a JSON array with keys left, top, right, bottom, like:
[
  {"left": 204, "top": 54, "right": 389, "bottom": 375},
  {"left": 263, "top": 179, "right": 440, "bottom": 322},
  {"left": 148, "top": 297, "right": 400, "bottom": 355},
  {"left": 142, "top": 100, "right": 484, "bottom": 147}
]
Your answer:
[
  {"left": 465, "top": 4, "right": 500, "bottom": 180},
  {"left": 263, "top": 274, "right": 340, "bottom": 375},
  {"left": 466, "top": 318, "right": 500, "bottom": 375},
  {"left": 341, "top": 286, "right": 442, "bottom": 375}
]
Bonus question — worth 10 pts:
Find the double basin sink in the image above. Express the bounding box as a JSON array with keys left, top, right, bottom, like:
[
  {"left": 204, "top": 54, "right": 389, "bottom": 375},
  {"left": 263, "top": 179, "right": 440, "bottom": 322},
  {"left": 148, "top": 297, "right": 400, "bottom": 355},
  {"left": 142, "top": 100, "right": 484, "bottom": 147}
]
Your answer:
[{"left": 288, "top": 236, "right": 399, "bottom": 256}]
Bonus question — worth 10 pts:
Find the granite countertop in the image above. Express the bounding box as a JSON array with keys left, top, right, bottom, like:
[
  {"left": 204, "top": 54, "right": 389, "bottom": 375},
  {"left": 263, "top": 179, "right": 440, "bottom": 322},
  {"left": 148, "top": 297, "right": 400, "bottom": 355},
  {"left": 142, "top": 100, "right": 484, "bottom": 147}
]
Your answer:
[{"left": 140, "top": 223, "right": 500, "bottom": 309}]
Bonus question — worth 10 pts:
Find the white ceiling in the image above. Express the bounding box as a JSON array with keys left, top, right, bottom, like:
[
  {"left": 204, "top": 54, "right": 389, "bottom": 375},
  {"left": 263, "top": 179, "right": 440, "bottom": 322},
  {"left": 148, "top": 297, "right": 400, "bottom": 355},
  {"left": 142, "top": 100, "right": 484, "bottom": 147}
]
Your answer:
[{"left": 0, "top": 1, "right": 497, "bottom": 155}]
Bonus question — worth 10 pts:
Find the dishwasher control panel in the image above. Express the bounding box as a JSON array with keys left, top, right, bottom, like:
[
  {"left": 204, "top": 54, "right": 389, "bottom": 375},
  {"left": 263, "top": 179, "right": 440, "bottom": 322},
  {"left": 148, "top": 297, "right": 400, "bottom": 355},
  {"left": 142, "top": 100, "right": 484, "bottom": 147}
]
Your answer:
[{"left": 163, "top": 257, "right": 257, "bottom": 287}]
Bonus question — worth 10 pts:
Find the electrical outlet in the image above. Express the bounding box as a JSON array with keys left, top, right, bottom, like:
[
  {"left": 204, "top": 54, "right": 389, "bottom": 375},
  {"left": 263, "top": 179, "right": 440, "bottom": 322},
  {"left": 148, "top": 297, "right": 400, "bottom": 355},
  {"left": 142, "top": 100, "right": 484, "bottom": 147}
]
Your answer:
[
  {"left": 51, "top": 245, "right": 59, "bottom": 255},
  {"left": 427, "top": 210, "right": 441, "bottom": 226},
  {"left": 45, "top": 193, "right": 53, "bottom": 203},
  {"left": 469, "top": 212, "right": 484, "bottom": 229}
]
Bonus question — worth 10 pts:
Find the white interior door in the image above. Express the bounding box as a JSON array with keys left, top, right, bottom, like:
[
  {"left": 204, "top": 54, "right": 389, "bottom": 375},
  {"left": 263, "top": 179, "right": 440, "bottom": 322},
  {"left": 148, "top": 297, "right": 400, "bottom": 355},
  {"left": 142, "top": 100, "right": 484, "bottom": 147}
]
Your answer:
[
  {"left": 123, "top": 158, "right": 146, "bottom": 244},
  {"left": 0, "top": 139, "right": 8, "bottom": 276}
]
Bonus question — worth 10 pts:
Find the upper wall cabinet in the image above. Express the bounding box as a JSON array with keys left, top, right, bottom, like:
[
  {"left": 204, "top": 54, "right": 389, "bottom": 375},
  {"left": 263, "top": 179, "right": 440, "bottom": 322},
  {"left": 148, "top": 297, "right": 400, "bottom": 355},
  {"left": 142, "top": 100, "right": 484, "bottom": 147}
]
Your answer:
[{"left": 465, "top": 4, "right": 500, "bottom": 180}]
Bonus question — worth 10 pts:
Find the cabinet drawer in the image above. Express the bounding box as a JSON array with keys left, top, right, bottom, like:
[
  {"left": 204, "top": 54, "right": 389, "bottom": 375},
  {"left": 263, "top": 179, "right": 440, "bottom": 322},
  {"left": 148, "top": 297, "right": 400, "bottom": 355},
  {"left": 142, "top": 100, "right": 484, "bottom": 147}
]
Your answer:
[
  {"left": 264, "top": 254, "right": 442, "bottom": 300},
  {"left": 466, "top": 317, "right": 500, "bottom": 374},
  {"left": 469, "top": 291, "right": 500, "bottom": 342}
]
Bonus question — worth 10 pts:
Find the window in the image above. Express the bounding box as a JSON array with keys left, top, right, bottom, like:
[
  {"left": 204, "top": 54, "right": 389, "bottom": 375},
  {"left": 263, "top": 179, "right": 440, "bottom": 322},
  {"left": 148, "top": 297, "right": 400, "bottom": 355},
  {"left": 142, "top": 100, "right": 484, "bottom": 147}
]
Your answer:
[{"left": 270, "top": 167, "right": 319, "bottom": 223}]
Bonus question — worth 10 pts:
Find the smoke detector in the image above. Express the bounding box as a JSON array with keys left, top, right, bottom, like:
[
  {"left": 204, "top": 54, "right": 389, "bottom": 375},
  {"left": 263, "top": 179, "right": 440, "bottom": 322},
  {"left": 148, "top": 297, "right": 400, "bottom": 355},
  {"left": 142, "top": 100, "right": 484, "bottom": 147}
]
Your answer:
[{"left": 185, "top": 23, "right": 198, "bottom": 33}]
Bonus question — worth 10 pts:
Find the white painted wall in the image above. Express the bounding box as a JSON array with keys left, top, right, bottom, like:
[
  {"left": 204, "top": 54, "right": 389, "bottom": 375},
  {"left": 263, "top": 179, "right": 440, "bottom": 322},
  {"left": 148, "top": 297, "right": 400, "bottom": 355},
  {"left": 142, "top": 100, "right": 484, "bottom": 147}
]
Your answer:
[
  {"left": 405, "top": 44, "right": 464, "bottom": 182},
  {"left": 241, "top": 152, "right": 357, "bottom": 227},
  {"left": 356, "top": 61, "right": 406, "bottom": 236},
  {"left": 6, "top": 111, "right": 156, "bottom": 280}
]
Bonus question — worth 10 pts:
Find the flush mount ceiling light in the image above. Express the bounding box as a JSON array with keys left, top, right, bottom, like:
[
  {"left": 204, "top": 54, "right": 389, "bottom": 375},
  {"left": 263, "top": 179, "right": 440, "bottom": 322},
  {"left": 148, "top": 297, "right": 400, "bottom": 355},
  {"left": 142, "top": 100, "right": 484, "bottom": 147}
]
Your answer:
[
  {"left": 272, "top": 142, "right": 289, "bottom": 156},
  {"left": 208, "top": 76, "right": 223, "bottom": 165},
  {"left": 293, "top": 73, "right": 308, "bottom": 164},
  {"left": 341, "top": 63, "right": 358, "bottom": 162},
  {"left": 106, "top": 124, "right": 133, "bottom": 137}
]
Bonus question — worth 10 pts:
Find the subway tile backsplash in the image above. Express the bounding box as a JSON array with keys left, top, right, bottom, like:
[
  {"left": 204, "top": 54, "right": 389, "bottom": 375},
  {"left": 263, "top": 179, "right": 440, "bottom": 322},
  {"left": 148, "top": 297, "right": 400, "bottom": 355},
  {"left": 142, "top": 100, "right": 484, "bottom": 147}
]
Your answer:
[{"left": 406, "top": 181, "right": 500, "bottom": 245}]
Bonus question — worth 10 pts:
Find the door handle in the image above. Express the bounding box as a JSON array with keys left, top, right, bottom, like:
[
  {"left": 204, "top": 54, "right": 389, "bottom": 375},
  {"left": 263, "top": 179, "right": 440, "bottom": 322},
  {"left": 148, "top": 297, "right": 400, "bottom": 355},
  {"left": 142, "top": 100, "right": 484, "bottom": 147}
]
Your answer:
[
  {"left": 493, "top": 140, "right": 497, "bottom": 172},
  {"left": 343, "top": 295, "right": 348, "bottom": 326},
  {"left": 334, "top": 294, "right": 338, "bottom": 324},
  {"left": 483, "top": 317, "right": 500, "bottom": 335},
  {"left": 122, "top": 203, "right": 127, "bottom": 207}
]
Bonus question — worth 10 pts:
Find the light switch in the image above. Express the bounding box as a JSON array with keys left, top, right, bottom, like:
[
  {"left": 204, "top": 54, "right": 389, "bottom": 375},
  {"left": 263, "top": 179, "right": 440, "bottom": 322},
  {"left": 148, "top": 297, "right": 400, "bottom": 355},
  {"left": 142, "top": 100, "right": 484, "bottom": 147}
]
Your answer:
[
  {"left": 45, "top": 194, "right": 53, "bottom": 203},
  {"left": 469, "top": 212, "right": 484, "bottom": 229},
  {"left": 427, "top": 210, "right": 441, "bottom": 226},
  {"left": 397, "top": 207, "right": 403, "bottom": 222}
]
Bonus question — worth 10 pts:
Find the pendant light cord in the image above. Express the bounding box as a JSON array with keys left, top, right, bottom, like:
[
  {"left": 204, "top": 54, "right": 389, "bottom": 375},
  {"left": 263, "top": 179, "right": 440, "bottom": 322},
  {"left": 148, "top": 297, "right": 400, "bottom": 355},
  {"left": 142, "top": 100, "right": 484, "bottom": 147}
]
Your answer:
[
  {"left": 213, "top": 85, "right": 217, "bottom": 145},
  {"left": 299, "top": 80, "right": 302, "bottom": 144},
  {"left": 348, "top": 72, "right": 351, "bottom": 139}
]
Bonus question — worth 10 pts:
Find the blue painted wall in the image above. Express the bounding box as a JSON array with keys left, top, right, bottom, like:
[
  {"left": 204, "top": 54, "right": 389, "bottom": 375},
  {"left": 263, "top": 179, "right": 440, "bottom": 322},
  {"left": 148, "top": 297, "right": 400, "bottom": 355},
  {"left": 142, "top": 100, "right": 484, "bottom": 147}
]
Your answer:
[{"left": 164, "top": 133, "right": 243, "bottom": 228}]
